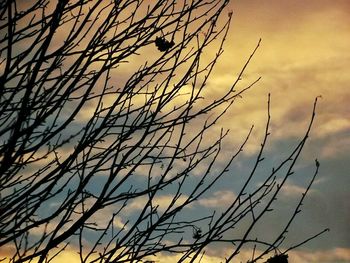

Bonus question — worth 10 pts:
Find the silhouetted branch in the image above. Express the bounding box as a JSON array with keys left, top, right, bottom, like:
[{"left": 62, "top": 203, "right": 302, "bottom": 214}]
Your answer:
[{"left": 0, "top": 1, "right": 326, "bottom": 262}]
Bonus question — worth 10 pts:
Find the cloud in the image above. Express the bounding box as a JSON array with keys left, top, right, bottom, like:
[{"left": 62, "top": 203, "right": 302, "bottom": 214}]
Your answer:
[
  {"left": 125, "top": 247, "right": 350, "bottom": 263},
  {"left": 318, "top": 133, "right": 350, "bottom": 159},
  {"left": 123, "top": 194, "right": 191, "bottom": 215},
  {"left": 198, "top": 0, "right": 350, "bottom": 161},
  {"left": 279, "top": 182, "right": 313, "bottom": 198},
  {"left": 289, "top": 247, "right": 350, "bottom": 262},
  {"left": 46, "top": 245, "right": 82, "bottom": 263},
  {"left": 198, "top": 190, "right": 236, "bottom": 208}
]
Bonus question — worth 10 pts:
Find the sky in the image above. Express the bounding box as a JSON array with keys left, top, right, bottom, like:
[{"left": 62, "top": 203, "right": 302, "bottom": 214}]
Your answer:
[
  {"left": 1, "top": 0, "right": 349, "bottom": 262},
  {"left": 213, "top": 0, "right": 350, "bottom": 261}
]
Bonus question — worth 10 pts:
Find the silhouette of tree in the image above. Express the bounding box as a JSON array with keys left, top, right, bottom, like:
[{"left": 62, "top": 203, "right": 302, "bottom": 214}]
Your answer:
[
  {"left": 0, "top": 0, "right": 328, "bottom": 262},
  {"left": 266, "top": 254, "right": 288, "bottom": 263}
]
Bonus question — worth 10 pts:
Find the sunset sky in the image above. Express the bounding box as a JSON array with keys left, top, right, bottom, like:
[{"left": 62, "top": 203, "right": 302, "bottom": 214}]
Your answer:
[
  {"left": 215, "top": 0, "right": 350, "bottom": 261},
  {"left": 1, "top": 0, "right": 349, "bottom": 262}
]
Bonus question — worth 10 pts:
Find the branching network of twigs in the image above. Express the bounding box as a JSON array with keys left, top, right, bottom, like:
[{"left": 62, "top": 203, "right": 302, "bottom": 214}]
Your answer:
[{"left": 0, "top": 0, "right": 328, "bottom": 262}]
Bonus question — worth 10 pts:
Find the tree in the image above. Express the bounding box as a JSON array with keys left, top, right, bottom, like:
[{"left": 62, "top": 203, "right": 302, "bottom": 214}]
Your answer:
[{"left": 0, "top": 0, "right": 328, "bottom": 262}]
